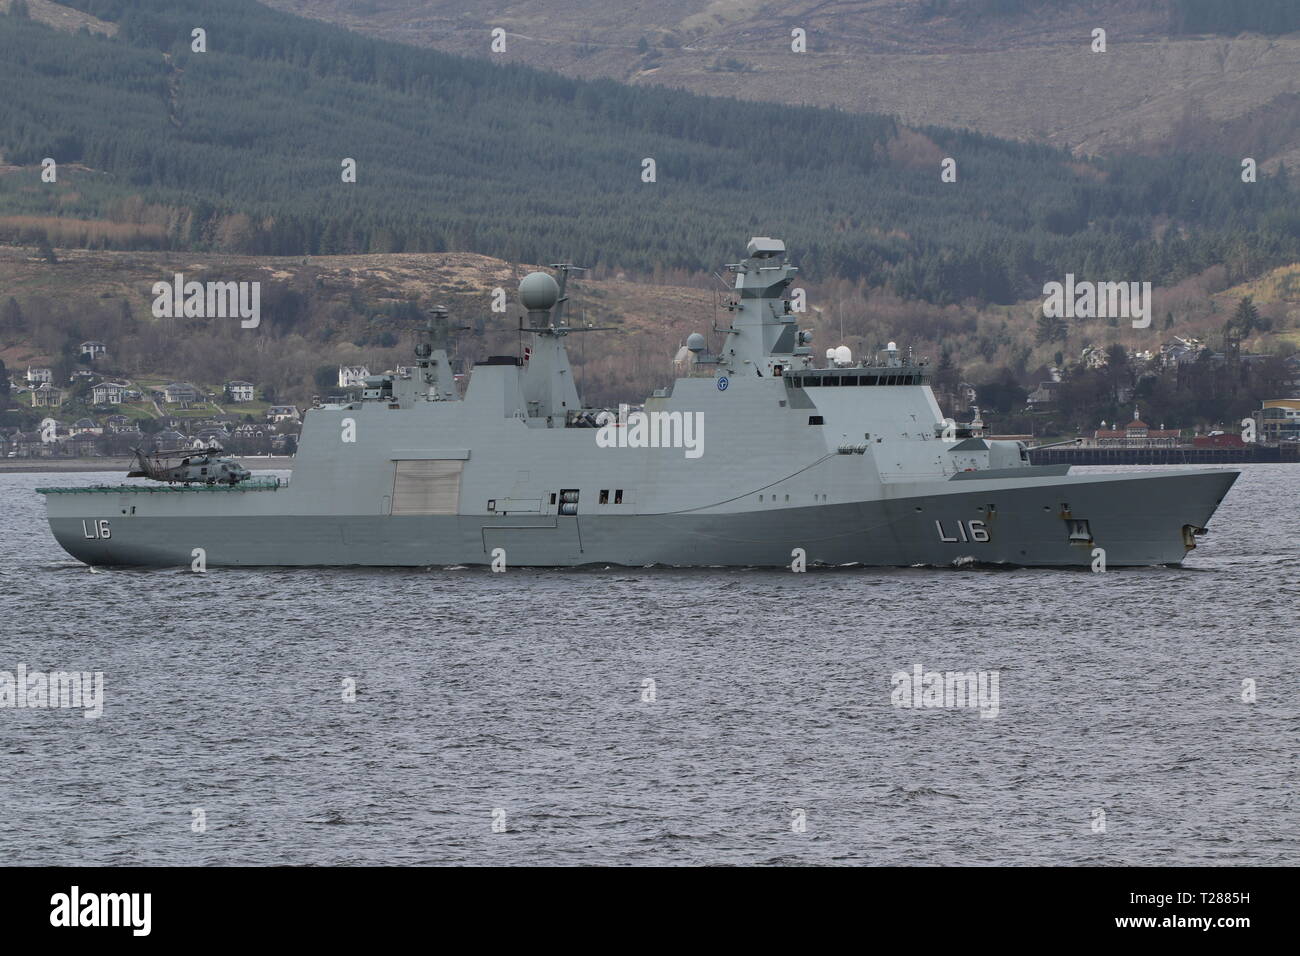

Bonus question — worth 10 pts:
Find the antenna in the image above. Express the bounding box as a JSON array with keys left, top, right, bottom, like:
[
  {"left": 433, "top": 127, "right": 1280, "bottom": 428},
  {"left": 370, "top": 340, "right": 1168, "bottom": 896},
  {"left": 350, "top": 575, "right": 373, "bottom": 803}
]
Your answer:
[
  {"left": 712, "top": 289, "right": 718, "bottom": 357},
  {"left": 548, "top": 262, "right": 587, "bottom": 328}
]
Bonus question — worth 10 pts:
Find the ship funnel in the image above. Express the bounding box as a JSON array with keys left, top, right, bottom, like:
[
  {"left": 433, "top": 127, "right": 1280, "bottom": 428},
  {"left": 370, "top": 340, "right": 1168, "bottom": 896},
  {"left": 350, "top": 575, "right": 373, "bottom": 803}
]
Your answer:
[{"left": 519, "top": 272, "right": 560, "bottom": 328}]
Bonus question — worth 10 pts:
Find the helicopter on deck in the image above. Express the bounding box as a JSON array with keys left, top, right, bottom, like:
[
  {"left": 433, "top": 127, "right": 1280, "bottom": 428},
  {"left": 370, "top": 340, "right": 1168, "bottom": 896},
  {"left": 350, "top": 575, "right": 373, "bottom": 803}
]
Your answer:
[{"left": 128, "top": 447, "right": 251, "bottom": 486}]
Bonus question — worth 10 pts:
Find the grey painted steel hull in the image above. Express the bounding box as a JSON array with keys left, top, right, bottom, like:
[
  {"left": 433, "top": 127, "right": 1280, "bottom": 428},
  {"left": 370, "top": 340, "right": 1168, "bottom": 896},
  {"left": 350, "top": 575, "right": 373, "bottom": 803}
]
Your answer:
[{"left": 46, "top": 468, "right": 1237, "bottom": 568}]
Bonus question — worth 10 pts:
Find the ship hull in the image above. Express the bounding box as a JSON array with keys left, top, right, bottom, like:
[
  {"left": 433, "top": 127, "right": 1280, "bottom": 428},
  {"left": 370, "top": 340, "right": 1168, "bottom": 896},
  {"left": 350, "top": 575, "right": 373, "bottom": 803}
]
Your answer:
[{"left": 44, "top": 469, "right": 1238, "bottom": 569}]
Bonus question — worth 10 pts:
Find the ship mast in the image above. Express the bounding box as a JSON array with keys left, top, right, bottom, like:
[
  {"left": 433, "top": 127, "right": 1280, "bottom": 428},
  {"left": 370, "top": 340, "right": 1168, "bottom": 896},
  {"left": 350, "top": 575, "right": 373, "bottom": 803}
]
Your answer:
[
  {"left": 515, "top": 267, "right": 615, "bottom": 425},
  {"left": 413, "top": 304, "right": 460, "bottom": 401},
  {"left": 719, "top": 237, "right": 810, "bottom": 377}
]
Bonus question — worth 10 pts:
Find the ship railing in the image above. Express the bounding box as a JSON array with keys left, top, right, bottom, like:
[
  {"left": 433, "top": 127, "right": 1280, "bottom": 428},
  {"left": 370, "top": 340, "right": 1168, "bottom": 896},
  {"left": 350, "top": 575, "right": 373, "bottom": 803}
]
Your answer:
[{"left": 36, "top": 477, "right": 286, "bottom": 494}]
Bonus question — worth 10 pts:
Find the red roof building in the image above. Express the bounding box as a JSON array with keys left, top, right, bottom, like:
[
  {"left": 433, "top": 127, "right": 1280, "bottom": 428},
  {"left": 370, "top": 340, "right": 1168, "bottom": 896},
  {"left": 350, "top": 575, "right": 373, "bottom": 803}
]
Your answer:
[{"left": 1088, "top": 409, "right": 1181, "bottom": 447}]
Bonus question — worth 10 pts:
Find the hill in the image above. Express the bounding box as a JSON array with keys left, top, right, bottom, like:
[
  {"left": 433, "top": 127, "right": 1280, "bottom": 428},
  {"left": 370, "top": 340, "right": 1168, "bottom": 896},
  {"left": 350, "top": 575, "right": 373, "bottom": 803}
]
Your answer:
[
  {"left": 1, "top": 0, "right": 1297, "bottom": 309},
  {"left": 0, "top": 245, "right": 717, "bottom": 410},
  {"left": 262, "top": 0, "right": 1300, "bottom": 168},
  {"left": 2, "top": 244, "right": 1295, "bottom": 419}
]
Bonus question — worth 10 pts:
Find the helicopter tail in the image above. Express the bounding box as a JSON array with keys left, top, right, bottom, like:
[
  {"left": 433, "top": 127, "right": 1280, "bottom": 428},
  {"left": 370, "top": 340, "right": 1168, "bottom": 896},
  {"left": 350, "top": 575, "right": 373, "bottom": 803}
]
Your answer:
[{"left": 126, "top": 446, "right": 153, "bottom": 479}]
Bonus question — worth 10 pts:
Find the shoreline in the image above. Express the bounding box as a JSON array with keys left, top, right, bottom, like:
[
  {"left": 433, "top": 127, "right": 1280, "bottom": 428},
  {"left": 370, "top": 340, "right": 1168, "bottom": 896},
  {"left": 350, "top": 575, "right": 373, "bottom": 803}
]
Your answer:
[{"left": 0, "top": 457, "right": 295, "bottom": 473}]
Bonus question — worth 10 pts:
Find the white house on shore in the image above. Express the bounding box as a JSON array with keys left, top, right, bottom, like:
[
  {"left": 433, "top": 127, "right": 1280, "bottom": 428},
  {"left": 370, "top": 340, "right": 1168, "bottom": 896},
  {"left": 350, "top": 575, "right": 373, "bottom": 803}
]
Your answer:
[
  {"left": 338, "top": 365, "right": 369, "bottom": 388},
  {"left": 160, "top": 382, "right": 201, "bottom": 405},
  {"left": 92, "top": 381, "right": 132, "bottom": 405},
  {"left": 224, "top": 380, "right": 256, "bottom": 403}
]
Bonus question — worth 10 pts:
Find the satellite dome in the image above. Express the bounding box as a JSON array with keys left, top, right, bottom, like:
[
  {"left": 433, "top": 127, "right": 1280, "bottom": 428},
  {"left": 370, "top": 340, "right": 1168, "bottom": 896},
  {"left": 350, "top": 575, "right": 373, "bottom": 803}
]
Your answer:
[
  {"left": 519, "top": 272, "right": 560, "bottom": 310},
  {"left": 834, "top": 345, "right": 853, "bottom": 366},
  {"left": 886, "top": 341, "right": 897, "bottom": 351},
  {"left": 686, "top": 332, "right": 706, "bottom": 352}
]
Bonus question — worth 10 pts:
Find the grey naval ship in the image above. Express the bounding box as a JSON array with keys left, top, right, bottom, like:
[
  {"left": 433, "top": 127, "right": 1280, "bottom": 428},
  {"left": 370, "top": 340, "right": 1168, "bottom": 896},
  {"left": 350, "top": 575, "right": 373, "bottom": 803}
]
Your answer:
[{"left": 40, "top": 237, "right": 1238, "bottom": 569}]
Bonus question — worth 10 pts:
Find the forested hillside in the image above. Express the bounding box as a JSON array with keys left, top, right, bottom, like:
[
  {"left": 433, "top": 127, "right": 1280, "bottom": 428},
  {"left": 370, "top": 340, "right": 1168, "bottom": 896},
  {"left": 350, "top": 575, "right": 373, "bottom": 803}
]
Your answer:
[
  {"left": 265, "top": 0, "right": 1300, "bottom": 166},
  {"left": 921, "top": 0, "right": 1300, "bottom": 34},
  {"left": 1, "top": 0, "right": 1297, "bottom": 307}
]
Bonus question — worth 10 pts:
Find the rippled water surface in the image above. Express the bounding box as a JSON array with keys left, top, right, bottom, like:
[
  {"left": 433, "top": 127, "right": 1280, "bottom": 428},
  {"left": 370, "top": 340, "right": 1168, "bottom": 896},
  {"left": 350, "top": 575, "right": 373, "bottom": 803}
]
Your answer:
[{"left": 1, "top": 465, "right": 1296, "bottom": 865}]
